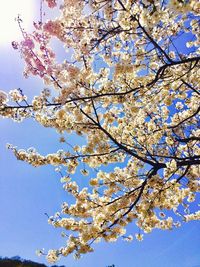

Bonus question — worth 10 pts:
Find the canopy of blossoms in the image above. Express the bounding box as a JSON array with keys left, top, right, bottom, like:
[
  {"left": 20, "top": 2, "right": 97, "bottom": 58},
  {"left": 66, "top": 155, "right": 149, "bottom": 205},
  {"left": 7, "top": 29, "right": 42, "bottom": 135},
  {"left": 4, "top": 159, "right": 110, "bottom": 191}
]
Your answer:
[{"left": 0, "top": 0, "right": 199, "bottom": 263}]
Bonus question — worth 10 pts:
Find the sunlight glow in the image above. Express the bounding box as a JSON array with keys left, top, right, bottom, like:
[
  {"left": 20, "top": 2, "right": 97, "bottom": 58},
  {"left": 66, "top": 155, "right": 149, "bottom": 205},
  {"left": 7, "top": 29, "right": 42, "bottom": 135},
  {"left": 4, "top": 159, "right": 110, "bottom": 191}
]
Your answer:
[{"left": 0, "top": 1, "right": 35, "bottom": 45}]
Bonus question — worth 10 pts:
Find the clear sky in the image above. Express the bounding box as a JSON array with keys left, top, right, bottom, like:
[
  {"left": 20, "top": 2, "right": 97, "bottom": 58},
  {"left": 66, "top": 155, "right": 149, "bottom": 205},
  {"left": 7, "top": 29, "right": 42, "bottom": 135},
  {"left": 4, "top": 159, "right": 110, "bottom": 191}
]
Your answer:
[{"left": 0, "top": 1, "right": 200, "bottom": 267}]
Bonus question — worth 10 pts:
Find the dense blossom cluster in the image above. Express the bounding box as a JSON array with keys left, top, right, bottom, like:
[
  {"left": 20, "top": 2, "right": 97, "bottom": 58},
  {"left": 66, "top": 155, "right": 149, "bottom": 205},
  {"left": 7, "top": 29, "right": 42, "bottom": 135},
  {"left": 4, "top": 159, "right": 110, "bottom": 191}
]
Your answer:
[{"left": 1, "top": 0, "right": 200, "bottom": 263}]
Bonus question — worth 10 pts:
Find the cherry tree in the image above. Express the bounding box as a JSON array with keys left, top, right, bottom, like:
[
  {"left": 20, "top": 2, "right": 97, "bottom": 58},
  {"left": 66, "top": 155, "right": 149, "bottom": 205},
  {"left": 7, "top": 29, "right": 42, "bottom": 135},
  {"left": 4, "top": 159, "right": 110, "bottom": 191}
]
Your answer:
[{"left": 0, "top": 0, "right": 200, "bottom": 263}]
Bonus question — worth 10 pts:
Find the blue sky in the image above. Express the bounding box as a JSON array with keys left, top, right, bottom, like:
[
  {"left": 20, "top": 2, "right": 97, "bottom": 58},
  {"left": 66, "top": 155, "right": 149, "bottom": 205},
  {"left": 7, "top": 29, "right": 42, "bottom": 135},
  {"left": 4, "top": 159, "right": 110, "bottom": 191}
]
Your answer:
[{"left": 0, "top": 1, "right": 200, "bottom": 267}]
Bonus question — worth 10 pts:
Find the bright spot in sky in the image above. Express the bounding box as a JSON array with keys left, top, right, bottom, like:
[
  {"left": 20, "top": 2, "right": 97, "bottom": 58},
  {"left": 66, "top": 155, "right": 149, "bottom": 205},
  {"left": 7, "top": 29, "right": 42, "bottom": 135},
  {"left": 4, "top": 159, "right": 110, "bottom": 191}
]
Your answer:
[{"left": 0, "top": 1, "right": 34, "bottom": 45}]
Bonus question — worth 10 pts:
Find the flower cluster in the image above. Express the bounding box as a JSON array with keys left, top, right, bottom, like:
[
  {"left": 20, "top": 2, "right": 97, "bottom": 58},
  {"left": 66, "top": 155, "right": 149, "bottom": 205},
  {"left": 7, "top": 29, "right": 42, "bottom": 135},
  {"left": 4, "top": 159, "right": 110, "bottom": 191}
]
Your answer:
[
  {"left": 9, "top": 89, "right": 27, "bottom": 102},
  {"left": 0, "top": 90, "right": 8, "bottom": 106}
]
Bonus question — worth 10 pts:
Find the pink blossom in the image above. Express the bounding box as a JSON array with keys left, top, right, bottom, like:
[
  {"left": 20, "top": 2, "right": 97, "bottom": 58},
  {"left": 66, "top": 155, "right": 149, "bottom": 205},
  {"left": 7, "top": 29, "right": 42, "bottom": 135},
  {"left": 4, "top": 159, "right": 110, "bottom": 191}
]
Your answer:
[
  {"left": 23, "top": 39, "right": 35, "bottom": 49},
  {"left": 45, "top": 0, "right": 57, "bottom": 8},
  {"left": 43, "top": 20, "right": 61, "bottom": 37},
  {"left": 35, "top": 59, "right": 45, "bottom": 72}
]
